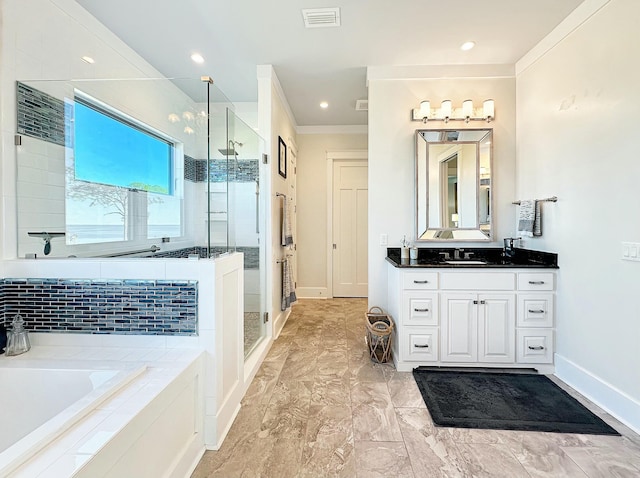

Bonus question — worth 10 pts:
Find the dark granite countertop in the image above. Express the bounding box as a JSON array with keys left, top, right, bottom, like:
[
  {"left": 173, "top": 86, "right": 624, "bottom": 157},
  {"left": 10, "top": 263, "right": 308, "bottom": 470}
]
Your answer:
[{"left": 386, "top": 247, "right": 558, "bottom": 269}]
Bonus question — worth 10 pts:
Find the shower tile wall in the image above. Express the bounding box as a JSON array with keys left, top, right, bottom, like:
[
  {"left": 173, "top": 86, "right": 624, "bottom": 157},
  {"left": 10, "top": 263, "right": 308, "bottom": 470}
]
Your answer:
[{"left": 0, "top": 278, "right": 197, "bottom": 335}]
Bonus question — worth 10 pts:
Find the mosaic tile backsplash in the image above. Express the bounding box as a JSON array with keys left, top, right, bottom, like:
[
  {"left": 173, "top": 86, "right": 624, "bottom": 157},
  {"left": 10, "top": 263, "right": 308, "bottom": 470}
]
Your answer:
[{"left": 1, "top": 278, "right": 197, "bottom": 336}]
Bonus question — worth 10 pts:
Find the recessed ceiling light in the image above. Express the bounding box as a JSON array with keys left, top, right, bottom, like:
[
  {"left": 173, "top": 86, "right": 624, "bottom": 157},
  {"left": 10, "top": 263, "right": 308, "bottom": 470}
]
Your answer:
[
  {"left": 460, "top": 41, "right": 476, "bottom": 51},
  {"left": 320, "top": 101, "right": 329, "bottom": 109},
  {"left": 190, "top": 53, "right": 205, "bottom": 64},
  {"left": 81, "top": 56, "right": 95, "bottom": 64}
]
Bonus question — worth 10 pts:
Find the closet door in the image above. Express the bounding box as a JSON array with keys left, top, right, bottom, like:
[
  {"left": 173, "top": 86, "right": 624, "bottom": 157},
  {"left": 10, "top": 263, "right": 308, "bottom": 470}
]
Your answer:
[{"left": 332, "top": 159, "right": 368, "bottom": 297}]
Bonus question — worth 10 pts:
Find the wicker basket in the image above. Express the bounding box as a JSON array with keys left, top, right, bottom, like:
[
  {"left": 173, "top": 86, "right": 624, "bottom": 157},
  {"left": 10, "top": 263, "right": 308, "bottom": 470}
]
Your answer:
[{"left": 365, "top": 306, "right": 394, "bottom": 363}]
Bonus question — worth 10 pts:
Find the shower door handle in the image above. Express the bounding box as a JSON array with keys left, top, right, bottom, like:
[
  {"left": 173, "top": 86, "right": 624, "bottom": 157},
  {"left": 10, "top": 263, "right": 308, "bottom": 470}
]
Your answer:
[{"left": 255, "top": 180, "right": 260, "bottom": 234}]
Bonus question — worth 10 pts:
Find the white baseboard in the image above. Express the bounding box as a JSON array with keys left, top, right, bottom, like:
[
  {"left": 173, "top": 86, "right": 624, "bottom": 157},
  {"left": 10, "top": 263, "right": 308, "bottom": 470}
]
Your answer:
[
  {"left": 554, "top": 354, "right": 640, "bottom": 435},
  {"left": 274, "top": 308, "right": 291, "bottom": 339},
  {"left": 296, "top": 287, "right": 329, "bottom": 299}
]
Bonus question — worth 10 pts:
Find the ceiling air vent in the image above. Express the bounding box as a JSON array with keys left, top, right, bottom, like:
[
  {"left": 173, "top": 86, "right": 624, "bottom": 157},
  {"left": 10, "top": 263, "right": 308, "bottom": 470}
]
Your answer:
[
  {"left": 355, "top": 99, "right": 368, "bottom": 111},
  {"left": 302, "top": 8, "right": 341, "bottom": 28}
]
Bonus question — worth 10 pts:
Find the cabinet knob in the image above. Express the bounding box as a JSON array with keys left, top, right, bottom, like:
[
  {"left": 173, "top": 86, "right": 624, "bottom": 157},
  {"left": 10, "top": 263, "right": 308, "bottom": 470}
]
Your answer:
[
  {"left": 413, "top": 280, "right": 429, "bottom": 284},
  {"left": 528, "top": 280, "right": 545, "bottom": 285},
  {"left": 414, "top": 308, "right": 429, "bottom": 312},
  {"left": 528, "top": 309, "right": 545, "bottom": 314},
  {"left": 528, "top": 345, "right": 545, "bottom": 350},
  {"left": 473, "top": 300, "right": 478, "bottom": 304},
  {"left": 414, "top": 344, "right": 429, "bottom": 348}
]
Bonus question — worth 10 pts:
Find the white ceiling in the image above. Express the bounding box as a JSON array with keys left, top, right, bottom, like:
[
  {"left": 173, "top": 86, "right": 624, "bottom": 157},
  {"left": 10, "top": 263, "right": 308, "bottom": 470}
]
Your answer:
[{"left": 75, "top": 0, "right": 585, "bottom": 127}]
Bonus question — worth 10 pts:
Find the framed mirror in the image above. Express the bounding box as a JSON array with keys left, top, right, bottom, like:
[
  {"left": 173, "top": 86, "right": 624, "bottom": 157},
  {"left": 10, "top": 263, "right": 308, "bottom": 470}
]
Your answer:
[{"left": 415, "top": 128, "right": 493, "bottom": 241}]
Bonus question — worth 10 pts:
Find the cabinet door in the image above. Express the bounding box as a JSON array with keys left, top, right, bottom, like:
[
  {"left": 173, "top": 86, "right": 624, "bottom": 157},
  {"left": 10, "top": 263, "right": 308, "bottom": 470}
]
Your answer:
[
  {"left": 478, "top": 293, "right": 515, "bottom": 363},
  {"left": 441, "top": 293, "right": 477, "bottom": 362}
]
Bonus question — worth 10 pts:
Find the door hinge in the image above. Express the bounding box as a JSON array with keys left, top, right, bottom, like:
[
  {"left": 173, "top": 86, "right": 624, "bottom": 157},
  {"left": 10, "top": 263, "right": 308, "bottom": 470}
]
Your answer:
[
  {"left": 263, "top": 312, "right": 269, "bottom": 323},
  {"left": 333, "top": 244, "right": 337, "bottom": 249},
  {"left": 14, "top": 135, "right": 22, "bottom": 146},
  {"left": 262, "top": 153, "right": 268, "bottom": 164}
]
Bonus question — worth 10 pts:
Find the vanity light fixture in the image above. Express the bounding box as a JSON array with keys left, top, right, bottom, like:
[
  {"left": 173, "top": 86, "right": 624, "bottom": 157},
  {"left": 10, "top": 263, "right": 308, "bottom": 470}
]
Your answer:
[
  {"left": 441, "top": 100, "right": 452, "bottom": 123},
  {"left": 483, "top": 99, "right": 495, "bottom": 122},
  {"left": 462, "top": 99, "right": 473, "bottom": 123},
  {"left": 412, "top": 98, "right": 496, "bottom": 123}
]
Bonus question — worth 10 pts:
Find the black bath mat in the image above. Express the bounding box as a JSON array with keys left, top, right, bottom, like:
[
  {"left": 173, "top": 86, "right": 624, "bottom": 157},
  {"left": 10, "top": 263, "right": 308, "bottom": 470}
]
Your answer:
[{"left": 412, "top": 369, "right": 619, "bottom": 435}]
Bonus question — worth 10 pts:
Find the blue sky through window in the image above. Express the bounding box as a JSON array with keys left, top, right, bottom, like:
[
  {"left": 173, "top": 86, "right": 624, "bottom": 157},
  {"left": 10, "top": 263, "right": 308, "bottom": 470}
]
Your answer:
[{"left": 74, "top": 101, "right": 173, "bottom": 194}]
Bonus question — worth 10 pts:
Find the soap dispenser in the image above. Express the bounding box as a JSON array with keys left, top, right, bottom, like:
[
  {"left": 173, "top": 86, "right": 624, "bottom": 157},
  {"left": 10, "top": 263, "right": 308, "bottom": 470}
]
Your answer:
[{"left": 6, "top": 314, "right": 31, "bottom": 356}]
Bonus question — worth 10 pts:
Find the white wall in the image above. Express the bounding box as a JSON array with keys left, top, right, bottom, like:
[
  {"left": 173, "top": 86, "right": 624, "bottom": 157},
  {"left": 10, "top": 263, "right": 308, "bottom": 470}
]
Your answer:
[
  {"left": 367, "top": 73, "right": 516, "bottom": 307},
  {"left": 296, "top": 132, "right": 368, "bottom": 298},
  {"left": 516, "top": 0, "right": 640, "bottom": 430},
  {"left": 257, "top": 66, "right": 297, "bottom": 334}
]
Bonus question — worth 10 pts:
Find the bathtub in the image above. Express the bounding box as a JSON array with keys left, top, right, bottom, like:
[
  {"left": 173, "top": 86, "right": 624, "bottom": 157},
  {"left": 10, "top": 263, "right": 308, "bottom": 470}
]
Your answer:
[{"left": 0, "top": 364, "right": 146, "bottom": 476}]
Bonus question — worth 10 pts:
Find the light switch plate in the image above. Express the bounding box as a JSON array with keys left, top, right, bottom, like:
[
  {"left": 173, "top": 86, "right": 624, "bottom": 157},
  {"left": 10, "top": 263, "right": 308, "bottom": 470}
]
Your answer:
[
  {"left": 380, "top": 234, "right": 388, "bottom": 246},
  {"left": 622, "top": 242, "right": 640, "bottom": 262}
]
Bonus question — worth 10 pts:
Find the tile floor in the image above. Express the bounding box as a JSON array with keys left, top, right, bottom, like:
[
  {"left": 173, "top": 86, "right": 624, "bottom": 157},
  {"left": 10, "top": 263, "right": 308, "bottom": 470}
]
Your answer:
[{"left": 192, "top": 298, "right": 640, "bottom": 477}]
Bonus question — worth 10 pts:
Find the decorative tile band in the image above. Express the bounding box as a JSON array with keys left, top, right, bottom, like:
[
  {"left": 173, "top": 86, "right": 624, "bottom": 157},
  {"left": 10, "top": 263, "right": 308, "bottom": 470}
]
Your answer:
[
  {"left": 1, "top": 278, "right": 197, "bottom": 336},
  {"left": 184, "top": 157, "right": 259, "bottom": 183},
  {"left": 16, "top": 82, "right": 67, "bottom": 146}
]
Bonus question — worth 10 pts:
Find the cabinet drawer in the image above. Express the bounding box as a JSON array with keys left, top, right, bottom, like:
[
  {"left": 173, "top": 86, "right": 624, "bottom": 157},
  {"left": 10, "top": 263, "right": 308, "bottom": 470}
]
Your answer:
[
  {"left": 440, "top": 272, "right": 515, "bottom": 291},
  {"left": 403, "top": 292, "right": 439, "bottom": 326},
  {"left": 402, "top": 271, "right": 438, "bottom": 290},
  {"left": 518, "top": 272, "right": 555, "bottom": 291},
  {"left": 517, "top": 293, "right": 554, "bottom": 327},
  {"left": 402, "top": 327, "right": 439, "bottom": 362},
  {"left": 516, "top": 329, "right": 553, "bottom": 364}
]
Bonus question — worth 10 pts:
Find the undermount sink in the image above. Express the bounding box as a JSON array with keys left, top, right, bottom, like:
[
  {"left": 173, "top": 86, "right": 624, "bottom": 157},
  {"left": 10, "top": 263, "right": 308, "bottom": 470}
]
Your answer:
[{"left": 444, "top": 260, "right": 488, "bottom": 265}]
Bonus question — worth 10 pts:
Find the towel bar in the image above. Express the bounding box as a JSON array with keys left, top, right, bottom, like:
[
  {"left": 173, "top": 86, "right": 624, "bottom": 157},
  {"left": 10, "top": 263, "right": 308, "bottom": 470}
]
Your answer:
[{"left": 512, "top": 196, "right": 557, "bottom": 205}]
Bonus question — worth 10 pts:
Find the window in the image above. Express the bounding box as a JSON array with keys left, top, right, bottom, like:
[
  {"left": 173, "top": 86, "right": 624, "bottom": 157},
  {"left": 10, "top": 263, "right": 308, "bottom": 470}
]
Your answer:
[
  {"left": 74, "top": 98, "right": 173, "bottom": 194},
  {"left": 66, "top": 93, "right": 183, "bottom": 245}
]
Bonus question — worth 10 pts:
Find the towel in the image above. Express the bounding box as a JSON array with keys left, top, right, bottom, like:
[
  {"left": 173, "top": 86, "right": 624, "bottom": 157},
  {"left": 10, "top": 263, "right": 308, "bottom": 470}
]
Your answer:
[
  {"left": 281, "top": 195, "right": 294, "bottom": 246},
  {"left": 281, "top": 259, "right": 297, "bottom": 311},
  {"left": 517, "top": 200, "right": 542, "bottom": 237}
]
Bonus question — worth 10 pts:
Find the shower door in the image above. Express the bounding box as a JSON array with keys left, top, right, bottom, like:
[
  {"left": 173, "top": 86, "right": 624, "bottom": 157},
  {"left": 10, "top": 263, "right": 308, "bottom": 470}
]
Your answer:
[{"left": 224, "top": 109, "right": 267, "bottom": 358}]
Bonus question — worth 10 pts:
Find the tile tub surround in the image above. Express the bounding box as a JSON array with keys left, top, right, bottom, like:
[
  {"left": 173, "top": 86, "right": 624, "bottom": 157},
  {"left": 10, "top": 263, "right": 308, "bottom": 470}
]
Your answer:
[
  {"left": 1, "top": 345, "right": 205, "bottom": 477},
  {"left": 0, "top": 278, "right": 198, "bottom": 336},
  {"left": 192, "top": 298, "right": 640, "bottom": 478},
  {"left": 386, "top": 247, "right": 559, "bottom": 268}
]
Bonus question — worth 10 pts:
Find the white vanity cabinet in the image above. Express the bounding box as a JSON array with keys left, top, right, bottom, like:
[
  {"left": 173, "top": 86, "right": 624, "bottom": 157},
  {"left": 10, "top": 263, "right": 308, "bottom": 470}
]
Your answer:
[
  {"left": 387, "top": 265, "right": 556, "bottom": 372},
  {"left": 441, "top": 292, "right": 515, "bottom": 363}
]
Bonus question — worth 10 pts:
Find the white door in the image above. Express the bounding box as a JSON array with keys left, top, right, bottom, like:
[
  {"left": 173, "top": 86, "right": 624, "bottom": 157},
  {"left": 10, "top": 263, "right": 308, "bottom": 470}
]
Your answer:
[
  {"left": 478, "top": 293, "right": 515, "bottom": 363},
  {"left": 441, "top": 292, "right": 477, "bottom": 362},
  {"left": 332, "top": 159, "right": 368, "bottom": 297}
]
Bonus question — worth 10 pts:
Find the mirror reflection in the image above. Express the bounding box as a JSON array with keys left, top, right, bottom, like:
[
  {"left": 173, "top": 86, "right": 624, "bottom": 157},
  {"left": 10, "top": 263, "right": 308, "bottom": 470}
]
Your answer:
[{"left": 415, "top": 129, "right": 492, "bottom": 241}]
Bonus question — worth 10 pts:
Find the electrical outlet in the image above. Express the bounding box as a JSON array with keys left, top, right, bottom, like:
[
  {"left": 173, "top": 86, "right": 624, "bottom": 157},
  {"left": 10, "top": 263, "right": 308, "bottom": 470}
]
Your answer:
[{"left": 380, "top": 234, "right": 388, "bottom": 246}]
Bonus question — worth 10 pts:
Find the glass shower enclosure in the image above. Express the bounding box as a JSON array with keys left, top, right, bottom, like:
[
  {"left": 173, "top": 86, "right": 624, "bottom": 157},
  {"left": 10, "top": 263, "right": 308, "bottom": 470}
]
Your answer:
[{"left": 15, "top": 77, "right": 266, "bottom": 357}]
